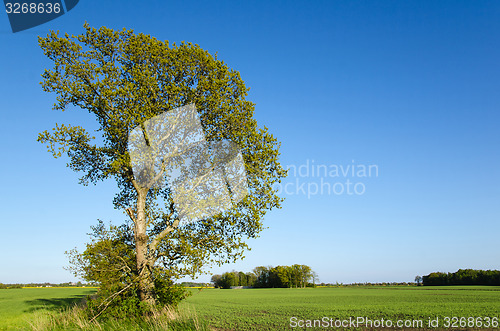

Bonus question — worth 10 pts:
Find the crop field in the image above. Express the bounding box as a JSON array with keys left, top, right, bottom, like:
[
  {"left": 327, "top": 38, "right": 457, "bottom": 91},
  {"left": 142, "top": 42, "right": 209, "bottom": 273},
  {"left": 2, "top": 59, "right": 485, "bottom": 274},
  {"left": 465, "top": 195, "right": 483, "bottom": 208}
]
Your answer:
[
  {"left": 0, "top": 287, "right": 96, "bottom": 330},
  {"left": 1, "top": 286, "right": 500, "bottom": 330},
  {"left": 182, "top": 286, "right": 500, "bottom": 330}
]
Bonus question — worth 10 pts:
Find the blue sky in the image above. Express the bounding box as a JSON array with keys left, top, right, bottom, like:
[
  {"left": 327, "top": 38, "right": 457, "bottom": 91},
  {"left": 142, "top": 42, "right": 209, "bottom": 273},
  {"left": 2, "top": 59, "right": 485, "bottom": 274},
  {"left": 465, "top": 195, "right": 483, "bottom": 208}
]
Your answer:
[{"left": 0, "top": 0, "right": 499, "bottom": 284}]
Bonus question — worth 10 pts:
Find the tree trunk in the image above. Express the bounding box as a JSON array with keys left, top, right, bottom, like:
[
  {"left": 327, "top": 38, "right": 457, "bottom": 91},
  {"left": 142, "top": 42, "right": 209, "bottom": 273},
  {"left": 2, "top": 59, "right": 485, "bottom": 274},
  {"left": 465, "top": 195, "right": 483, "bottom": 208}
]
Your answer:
[{"left": 135, "top": 189, "right": 156, "bottom": 306}]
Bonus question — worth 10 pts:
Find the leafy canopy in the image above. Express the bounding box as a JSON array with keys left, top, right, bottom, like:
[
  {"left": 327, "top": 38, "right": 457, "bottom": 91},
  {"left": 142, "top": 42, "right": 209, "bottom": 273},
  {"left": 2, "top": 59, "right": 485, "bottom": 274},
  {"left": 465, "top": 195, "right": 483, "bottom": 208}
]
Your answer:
[{"left": 38, "top": 23, "right": 286, "bottom": 281}]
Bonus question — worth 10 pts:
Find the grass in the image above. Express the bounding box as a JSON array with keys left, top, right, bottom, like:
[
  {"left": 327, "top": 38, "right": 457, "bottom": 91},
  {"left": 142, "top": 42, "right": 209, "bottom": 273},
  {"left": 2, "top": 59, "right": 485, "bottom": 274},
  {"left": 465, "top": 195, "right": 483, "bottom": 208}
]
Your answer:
[
  {"left": 1, "top": 286, "right": 499, "bottom": 330},
  {"left": 0, "top": 288, "right": 96, "bottom": 330},
  {"left": 181, "top": 286, "right": 500, "bottom": 330},
  {"left": 0, "top": 287, "right": 205, "bottom": 330},
  {"left": 26, "top": 304, "right": 206, "bottom": 331}
]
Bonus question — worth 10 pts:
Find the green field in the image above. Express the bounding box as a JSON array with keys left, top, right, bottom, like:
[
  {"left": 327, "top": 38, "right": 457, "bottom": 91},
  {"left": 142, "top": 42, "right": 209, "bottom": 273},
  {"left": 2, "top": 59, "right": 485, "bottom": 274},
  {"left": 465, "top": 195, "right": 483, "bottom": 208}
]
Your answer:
[
  {"left": 1, "top": 286, "right": 500, "bottom": 330},
  {"left": 0, "top": 288, "right": 96, "bottom": 330},
  {"left": 181, "top": 286, "right": 500, "bottom": 330}
]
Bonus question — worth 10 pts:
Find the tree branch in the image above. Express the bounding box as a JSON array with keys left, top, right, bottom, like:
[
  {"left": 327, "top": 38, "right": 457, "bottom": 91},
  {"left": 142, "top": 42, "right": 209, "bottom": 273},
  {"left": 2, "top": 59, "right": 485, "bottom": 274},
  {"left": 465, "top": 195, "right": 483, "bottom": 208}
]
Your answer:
[
  {"left": 125, "top": 207, "right": 136, "bottom": 224},
  {"left": 149, "top": 219, "right": 180, "bottom": 255},
  {"left": 89, "top": 281, "right": 135, "bottom": 323}
]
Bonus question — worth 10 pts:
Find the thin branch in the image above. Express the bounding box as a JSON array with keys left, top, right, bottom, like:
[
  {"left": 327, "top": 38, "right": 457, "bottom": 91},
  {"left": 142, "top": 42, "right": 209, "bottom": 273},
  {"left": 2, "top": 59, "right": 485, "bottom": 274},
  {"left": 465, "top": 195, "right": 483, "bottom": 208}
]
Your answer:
[
  {"left": 89, "top": 281, "right": 135, "bottom": 323},
  {"left": 125, "top": 207, "right": 136, "bottom": 224},
  {"left": 149, "top": 219, "right": 180, "bottom": 255}
]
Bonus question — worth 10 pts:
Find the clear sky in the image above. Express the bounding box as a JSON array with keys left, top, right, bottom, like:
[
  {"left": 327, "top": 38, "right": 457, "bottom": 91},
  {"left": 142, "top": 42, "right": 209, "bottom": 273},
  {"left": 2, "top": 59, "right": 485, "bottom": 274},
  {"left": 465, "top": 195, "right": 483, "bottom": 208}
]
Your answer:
[{"left": 0, "top": 0, "right": 499, "bottom": 284}]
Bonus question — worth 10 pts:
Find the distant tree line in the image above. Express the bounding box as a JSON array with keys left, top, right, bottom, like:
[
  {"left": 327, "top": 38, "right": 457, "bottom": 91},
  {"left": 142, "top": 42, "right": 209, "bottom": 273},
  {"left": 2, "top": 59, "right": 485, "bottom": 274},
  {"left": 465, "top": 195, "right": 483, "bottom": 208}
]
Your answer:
[
  {"left": 211, "top": 271, "right": 257, "bottom": 288},
  {"left": 0, "top": 283, "right": 22, "bottom": 289},
  {"left": 211, "top": 265, "right": 316, "bottom": 289},
  {"left": 0, "top": 282, "right": 93, "bottom": 289},
  {"left": 333, "top": 282, "right": 415, "bottom": 287},
  {"left": 180, "top": 282, "right": 210, "bottom": 288},
  {"left": 423, "top": 269, "right": 500, "bottom": 286}
]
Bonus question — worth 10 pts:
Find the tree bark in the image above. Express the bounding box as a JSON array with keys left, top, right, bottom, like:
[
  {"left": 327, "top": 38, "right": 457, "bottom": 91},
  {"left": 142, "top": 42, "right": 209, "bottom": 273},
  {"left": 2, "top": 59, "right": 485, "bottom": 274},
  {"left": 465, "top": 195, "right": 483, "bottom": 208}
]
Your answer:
[{"left": 134, "top": 188, "right": 156, "bottom": 306}]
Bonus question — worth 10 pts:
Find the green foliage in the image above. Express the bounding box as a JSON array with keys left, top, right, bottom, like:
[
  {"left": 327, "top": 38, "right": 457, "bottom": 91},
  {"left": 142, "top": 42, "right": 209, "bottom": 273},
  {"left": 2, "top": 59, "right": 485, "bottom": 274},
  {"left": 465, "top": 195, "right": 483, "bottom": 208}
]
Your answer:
[
  {"left": 414, "top": 275, "right": 423, "bottom": 285},
  {"left": 38, "top": 23, "right": 286, "bottom": 309},
  {"left": 253, "top": 264, "right": 313, "bottom": 288},
  {"left": 67, "top": 221, "right": 190, "bottom": 320},
  {"left": 81, "top": 270, "right": 191, "bottom": 321},
  {"left": 154, "top": 278, "right": 191, "bottom": 308},
  {"left": 5, "top": 284, "right": 23, "bottom": 289},
  {"left": 83, "top": 280, "right": 190, "bottom": 321},
  {"left": 423, "top": 269, "right": 500, "bottom": 286},
  {"left": 211, "top": 265, "right": 314, "bottom": 289},
  {"left": 85, "top": 283, "right": 144, "bottom": 320},
  {"left": 67, "top": 221, "right": 136, "bottom": 285},
  {"left": 212, "top": 271, "right": 257, "bottom": 288}
]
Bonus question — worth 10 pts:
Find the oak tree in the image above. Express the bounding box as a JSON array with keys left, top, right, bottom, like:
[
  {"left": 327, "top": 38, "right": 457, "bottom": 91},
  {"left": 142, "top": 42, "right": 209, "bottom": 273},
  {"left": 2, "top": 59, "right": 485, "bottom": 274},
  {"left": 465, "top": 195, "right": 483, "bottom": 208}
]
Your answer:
[{"left": 38, "top": 24, "right": 286, "bottom": 309}]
